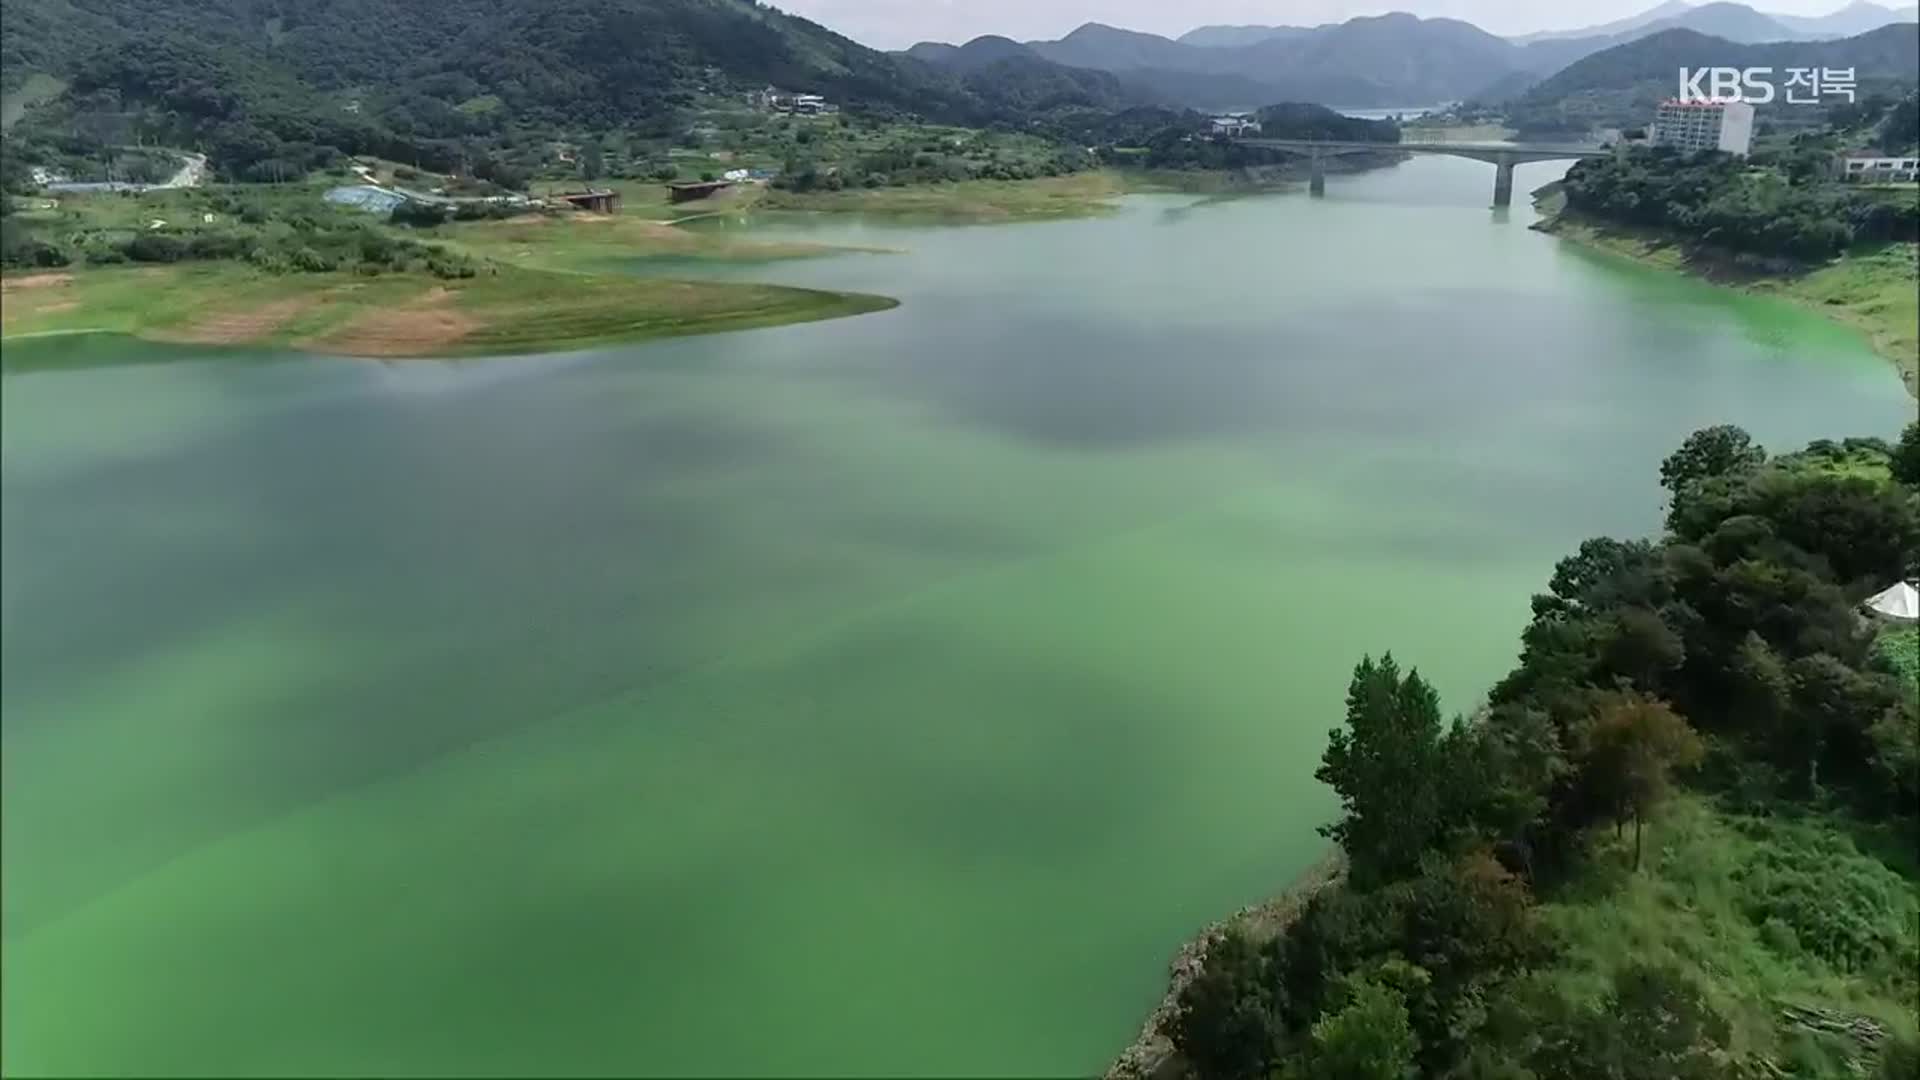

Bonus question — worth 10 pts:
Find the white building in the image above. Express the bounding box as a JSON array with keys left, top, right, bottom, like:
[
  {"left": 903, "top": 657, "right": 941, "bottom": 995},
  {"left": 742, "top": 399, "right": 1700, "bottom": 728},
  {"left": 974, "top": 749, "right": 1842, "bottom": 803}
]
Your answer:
[
  {"left": 1840, "top": 155, "right": 1920, "bottom": 183},
  {"left": 1210, "top": 114, "right": 1262, "bottom": 137},
  {"left": 1649, "top": 99, "right": 1754, "bottom": 157}
]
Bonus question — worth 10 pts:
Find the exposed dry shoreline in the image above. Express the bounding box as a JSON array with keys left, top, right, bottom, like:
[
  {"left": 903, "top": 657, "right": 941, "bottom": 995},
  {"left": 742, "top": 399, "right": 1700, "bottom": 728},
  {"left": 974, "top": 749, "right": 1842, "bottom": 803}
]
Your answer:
[{"left": 1106, "top": 849, "right": 1348, "bottom": 1080}]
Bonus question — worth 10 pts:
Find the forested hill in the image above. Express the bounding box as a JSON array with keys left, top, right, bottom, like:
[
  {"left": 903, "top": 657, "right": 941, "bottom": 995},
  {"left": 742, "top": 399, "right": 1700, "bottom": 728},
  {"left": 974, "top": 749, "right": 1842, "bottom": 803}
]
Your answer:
[
  {"left": 0, "top": 0, "right": 1055, "bottom": 179},
  {"left": 0, "top": 0, "right": 955, "bottom": 119},
  {"left": 1507, "top": 23, "right": 1920, "bottom": 133}
]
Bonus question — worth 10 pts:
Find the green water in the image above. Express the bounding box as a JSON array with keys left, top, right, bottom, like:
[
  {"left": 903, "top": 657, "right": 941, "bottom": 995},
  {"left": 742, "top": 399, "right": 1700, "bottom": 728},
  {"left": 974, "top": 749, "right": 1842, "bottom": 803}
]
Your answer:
[{"left": 2, "top": 158, "right": 1912, "bottom": 1077}]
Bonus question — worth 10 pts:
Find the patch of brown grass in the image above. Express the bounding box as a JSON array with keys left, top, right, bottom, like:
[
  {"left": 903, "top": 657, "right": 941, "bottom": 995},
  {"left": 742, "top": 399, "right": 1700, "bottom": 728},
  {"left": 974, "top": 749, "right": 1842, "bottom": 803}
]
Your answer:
[
  {"left": 299, "top": 286, "right": 483, "bottom": 357},
  {"left": 151, "top": 297, "right": 318, "bottom": 345},
  {"left": 0, "top": 289, "right": 78, "bottom": 327},
  {"left": 1, "top": 272, "right": 73, "bottom": 292}
]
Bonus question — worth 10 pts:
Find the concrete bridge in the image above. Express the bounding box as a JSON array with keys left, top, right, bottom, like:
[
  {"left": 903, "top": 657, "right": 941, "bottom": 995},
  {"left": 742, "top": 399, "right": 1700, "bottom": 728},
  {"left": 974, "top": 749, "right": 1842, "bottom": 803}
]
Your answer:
[{"left": 1238, "top": 139, "right": 1612, "bottom": 207}]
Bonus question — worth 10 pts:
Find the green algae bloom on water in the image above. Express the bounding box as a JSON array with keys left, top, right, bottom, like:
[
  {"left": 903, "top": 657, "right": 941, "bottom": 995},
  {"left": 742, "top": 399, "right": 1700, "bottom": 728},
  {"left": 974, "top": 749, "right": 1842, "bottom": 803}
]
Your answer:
[{"left": 2, "top": 158, "right": 1912, "bottom": 1077}]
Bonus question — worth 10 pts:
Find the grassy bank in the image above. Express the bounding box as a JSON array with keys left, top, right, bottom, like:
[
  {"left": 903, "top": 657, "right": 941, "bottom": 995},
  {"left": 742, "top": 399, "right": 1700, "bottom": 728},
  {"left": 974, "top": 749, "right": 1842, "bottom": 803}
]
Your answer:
[
  {"left": 425, "top": 202, "right": 887, "bottom": 273},
  {"left": 0, "top": 178, "right": 910, "bottom": 360},
  {"left": 1533, "top": 190, "right": 1920, "bottom": 397},
  {"left": 0, "top": 263, "right": 894, "bottom": 362},
  {"left": 752, "top": 162, "right": 1393, "bottom": 219},
  {"left": 1537, "top": 795, "right": 1919, "bottom": 1070},
  {"left": 754, "top": 170, "right": 1131, "bottom": 222}
]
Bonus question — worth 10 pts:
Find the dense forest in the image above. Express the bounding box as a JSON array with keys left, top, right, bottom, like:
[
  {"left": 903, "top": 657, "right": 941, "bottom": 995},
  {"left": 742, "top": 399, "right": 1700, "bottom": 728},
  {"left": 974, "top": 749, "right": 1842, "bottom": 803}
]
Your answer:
[
  {"left": 1560, "top": 139, "right": 1920, "bottom": 261},
  {"left": 1164, "top": 423, "right": 1920, "bottom": 1080},
  {"left": 0, "top": 0, "right": 1110, "bottom": 184},
  {"left": 0, "top": 0, "right": 1416, "bottom": 193}
]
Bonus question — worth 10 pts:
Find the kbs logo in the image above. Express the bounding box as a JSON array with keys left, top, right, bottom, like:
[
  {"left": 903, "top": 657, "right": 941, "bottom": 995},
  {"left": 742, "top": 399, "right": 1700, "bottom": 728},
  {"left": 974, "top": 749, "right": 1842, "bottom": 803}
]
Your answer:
[{"left": 1677, "top": 67, "right": 1856, "bottom": 104}]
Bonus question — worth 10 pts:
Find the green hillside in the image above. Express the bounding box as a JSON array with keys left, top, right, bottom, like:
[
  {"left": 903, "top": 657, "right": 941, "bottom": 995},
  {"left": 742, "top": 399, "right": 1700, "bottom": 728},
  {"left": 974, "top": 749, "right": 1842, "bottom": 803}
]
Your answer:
[
  {"left": 0, "top": 0, "right": 1045, "bottom": 180},
  {"left": 1509, "top": 24, "right": 1920, "bottom": 135}
]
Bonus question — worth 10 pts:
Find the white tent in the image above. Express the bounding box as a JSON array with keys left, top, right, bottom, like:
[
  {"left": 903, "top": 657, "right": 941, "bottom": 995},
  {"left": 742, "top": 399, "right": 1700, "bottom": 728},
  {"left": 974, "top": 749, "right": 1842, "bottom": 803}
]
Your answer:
[{"left": 1864, "top": 581, "right": 1920, "bottom": 621}]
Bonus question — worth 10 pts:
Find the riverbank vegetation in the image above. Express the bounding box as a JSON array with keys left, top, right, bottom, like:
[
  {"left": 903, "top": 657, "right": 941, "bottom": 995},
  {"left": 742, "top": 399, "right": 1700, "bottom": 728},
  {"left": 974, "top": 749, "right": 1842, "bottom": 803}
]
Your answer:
[
  {"left": 1, "top": 184, "right": 488, "bottom": 277},
  {"left": 1534, "top": 132, "right": 1920, "bottom": 395},
  {"left": 1558, "top": 145, "right": 1919, "bottom": 262},
  {"left": 1154, "top": 423, "right": 1920, "bottom": 1080}
]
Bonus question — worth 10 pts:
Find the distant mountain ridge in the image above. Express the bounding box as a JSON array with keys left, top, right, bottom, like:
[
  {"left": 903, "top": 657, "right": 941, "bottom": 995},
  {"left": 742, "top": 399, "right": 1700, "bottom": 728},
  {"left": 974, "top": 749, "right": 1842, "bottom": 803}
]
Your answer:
[
  {"left": 908, "top": 13, "right": 1539, "bottom": 109},
  {"left": 1506, "top": 22, "right": 1920, "bottom": 132},
  {"left": 903, "top": 2, "right": 1919, "bottom": 112},
  {"left": 1526, "top": 22, "right": 1920, "bottom": 100},
  {"left": 1509, "top": 1, "right": 1828, "bottom": 82},
  {"left": 1181, "top": 1, "right": 1919, "bottom": 49},
  {"left": 1509, "top": 0, "right": 1697, "bottom": 43},
  {"left": 1175, "top": 24, "right": 1315, "bottom": 48},
  {"left": 1771, "top": 0, "right": 1920, "bottom": 34}
]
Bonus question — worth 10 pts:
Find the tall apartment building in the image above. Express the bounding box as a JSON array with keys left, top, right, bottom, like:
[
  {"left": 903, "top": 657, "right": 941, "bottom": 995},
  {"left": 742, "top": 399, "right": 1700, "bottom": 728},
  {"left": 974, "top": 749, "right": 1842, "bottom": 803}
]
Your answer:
[{"left": 1649, "top": 99, "right": 1754, "bottom": 157}]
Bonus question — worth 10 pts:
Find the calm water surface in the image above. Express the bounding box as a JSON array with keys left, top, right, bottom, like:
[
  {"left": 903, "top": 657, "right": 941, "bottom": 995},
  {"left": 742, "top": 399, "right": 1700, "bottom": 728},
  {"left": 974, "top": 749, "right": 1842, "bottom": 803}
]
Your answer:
[{"left": 3, "top": 158, "right": 1911, "bottom": 1076}]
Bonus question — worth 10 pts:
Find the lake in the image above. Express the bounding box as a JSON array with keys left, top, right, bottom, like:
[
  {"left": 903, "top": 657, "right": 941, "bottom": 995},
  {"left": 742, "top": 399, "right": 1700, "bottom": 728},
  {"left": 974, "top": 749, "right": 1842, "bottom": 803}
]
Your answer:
[{"left": 2, "top": 157, "right": 1911, "bottom": 1076}]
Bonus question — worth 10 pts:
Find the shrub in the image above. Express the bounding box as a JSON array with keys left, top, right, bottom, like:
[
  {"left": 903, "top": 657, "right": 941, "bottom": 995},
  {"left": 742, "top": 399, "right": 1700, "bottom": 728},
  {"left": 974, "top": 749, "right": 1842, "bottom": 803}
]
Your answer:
[
  {"left": 1534, "top": 964, "right": 1731, "bottom": 1080},
  {"left": 1279, "top": 975, "right": 1417, "bottom": 1080},
  {"left": 425, "top": 254, "right": 477, "bottom": 279},
  {"left": 1163, "top": 929, "right": 1281, "bottom": 1080},
  {"left": 289, "top": 246, "right": 336, "bottom": 273},
  {"left": 123, "top": 233, "right": 187, "bottom": 263},
  {"left": 186, "top": 230, "right": 253, "bottom": 260},
  {"left": 1876, "top": 1033, "right": 1920, "bottom": 1080},
  {"left": 390, "top": 200, "right": 451, "bottom": 227},
  {"left": 1730, "top": 816, "right": 1919, "bottom": 986},
  {"left": 4, "top": 238, "right": 74, "bottom": 268}
]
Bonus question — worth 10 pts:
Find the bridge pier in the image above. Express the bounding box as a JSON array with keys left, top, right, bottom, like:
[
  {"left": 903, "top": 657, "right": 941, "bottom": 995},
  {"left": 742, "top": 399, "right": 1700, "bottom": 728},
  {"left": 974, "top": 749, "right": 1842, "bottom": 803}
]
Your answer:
[
  {"left": 1308, "top": 148, "right": 1325, "bottom": 198},
  {"left": 1492, "top": 153, "right": 1515, "bottom": 209}
]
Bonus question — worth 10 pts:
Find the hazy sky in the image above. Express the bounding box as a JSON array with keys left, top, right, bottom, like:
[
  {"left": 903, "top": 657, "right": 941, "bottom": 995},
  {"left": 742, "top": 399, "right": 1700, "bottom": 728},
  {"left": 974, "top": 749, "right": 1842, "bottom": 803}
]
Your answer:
[{"left": 774, "top": 0, "right": 1884, "bottom": 48}]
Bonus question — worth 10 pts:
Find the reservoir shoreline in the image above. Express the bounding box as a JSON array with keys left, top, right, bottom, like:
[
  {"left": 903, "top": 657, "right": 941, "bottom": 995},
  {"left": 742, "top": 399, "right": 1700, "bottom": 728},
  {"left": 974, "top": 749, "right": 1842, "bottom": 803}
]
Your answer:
[
  {"left": 1105, "top": 849, "right": 1347, "bottom": 1080},
  {"left": 1529, "top": 185, "right": 1920, "bottom": 399}
]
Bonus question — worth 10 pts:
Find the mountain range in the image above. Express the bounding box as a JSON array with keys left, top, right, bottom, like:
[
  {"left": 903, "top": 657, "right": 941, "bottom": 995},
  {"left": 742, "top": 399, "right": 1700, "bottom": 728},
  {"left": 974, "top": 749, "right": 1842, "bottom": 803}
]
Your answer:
[
  {"left": 909, "top": 15, "right": 1540, "bottom": 109},
  {"left": 2, "top": 0, "right": 1916, "bottom": 183},
  {"left": 1506, "top": 22, "right": 1920, "bottom": 133},
  {"left": 905, "top": 1, "right": 1920, "bottom": 110}
]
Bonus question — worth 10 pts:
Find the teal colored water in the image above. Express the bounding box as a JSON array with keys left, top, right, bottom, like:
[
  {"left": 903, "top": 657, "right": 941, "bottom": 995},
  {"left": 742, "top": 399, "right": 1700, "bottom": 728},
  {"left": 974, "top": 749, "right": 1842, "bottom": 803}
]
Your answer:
[{"left": 2, "top": 158, "right": 1911, "bottom": 1076}]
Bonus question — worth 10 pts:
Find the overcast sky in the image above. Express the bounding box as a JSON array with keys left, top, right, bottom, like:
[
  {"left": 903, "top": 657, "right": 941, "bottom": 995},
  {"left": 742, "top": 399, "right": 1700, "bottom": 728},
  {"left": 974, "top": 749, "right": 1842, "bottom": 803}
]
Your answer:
[{"left": 774, "top": 0, "right": 1886, "bottom": 48}]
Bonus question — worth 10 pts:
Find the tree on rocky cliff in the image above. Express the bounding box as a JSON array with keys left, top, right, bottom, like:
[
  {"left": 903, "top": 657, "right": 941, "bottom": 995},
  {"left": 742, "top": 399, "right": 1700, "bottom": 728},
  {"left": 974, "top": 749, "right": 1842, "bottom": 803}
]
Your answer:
[
  {"left": 1163, "top": 929, "right": 1280, "bottom": 1080},
  {"left": 1316, "top": 654, "right": 1448, "bottom": 889}
]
